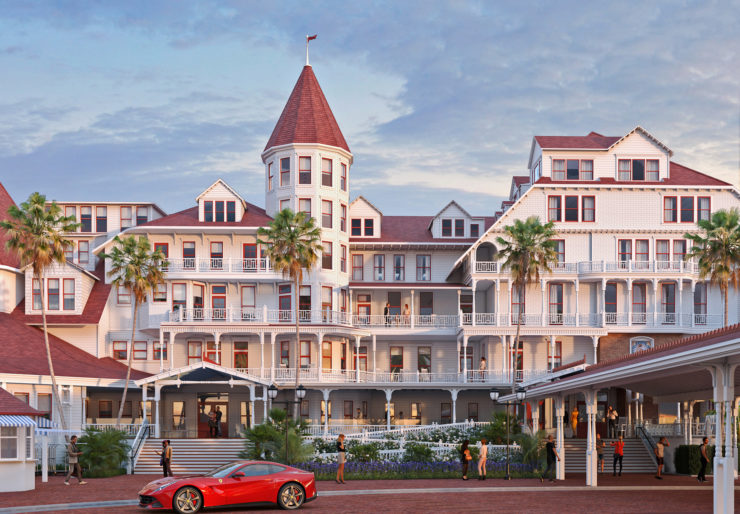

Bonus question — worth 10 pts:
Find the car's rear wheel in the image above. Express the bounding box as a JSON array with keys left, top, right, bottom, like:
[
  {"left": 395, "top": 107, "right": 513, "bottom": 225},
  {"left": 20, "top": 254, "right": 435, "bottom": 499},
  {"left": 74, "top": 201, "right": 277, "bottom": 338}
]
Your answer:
[
  {"left": 173, "top": 486, "right": 203, "bottom": 514},
  {"left": 278, "top": 482, "right": 305, "bottom": 510}
]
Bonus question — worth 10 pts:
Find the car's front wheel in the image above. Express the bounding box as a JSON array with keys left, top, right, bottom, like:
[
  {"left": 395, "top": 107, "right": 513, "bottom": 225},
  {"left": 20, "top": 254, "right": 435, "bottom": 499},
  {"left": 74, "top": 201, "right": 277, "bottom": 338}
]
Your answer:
[
  {"left": 278, "top": 482, "right": 306, "bottom": 510},
  {"left": 173, "top": 486, "right": 203, "bottom": 514}
]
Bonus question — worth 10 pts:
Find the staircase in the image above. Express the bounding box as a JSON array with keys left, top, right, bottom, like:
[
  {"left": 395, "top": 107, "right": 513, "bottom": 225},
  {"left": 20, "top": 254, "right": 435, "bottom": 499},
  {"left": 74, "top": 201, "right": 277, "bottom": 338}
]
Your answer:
[
  {"left": 135, "top": 439, "right": 248, "bottom": 475},
  {"left": 563, "top": 439, "right": 656, "bottom": 473}
]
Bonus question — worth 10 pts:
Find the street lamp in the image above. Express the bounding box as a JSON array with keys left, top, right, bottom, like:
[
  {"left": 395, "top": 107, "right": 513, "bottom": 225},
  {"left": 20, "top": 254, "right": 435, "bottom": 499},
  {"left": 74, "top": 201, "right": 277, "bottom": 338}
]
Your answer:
[
  {"left": 490, "top": 388, "right": 525, "bottom": 480},
  {"left": 267, "top": 384, "right": 307, "bottom": 465}
]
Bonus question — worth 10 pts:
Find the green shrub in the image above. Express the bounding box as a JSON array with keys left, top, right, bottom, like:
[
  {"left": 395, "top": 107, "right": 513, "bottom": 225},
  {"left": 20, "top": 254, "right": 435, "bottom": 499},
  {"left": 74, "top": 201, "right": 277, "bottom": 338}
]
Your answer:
[
  {"left": 481, "top": 412, "right": 521, "bottom": 445},
  {"left": 348, "top": 442, "right": 381, "bottom": 462},
  {"left": 403, "top": 443, "right": 434, "bottom": 462},
  {"left": 78, "top": 428, "right": 129, "bottom": 478},
  {"left": 674, "top": 444, "right": 715, "bottom": 475},
  {"left": 240, "top": 408, "right": 312, "bottom": 464}
]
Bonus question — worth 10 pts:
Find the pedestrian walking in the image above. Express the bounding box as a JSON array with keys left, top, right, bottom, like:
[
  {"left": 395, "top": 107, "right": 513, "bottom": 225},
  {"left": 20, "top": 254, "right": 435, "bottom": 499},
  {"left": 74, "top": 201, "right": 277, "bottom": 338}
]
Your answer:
[
  {"left": 156, "top": 439, "right": 173, "bottom": 477},
  {"left": 335, "top": 434, "right": 346, "bottom": 484},
  {"left": 697, "top": 437, "right": 709, "bottom": 483},
  {"left": 460, "top": 439, "right": 472, "bottom": 480},
  {"left": 477, "top": 438, "right": 488, "bottom": 480},
  {"left": 64, "top": 435, "right": 86, "bottom": 485},
  {"left": 655, "top": 436, "right": 669, "bottom": 479},
  {"left": 610, "top": 434, "right": 624, "bottom": 476},
  {"left": 215, "top": 406, "right": 223, "bottom": 437},
  {"left": 596, "top": 433, "right": 605, "bottom": 473},
  {"left": 607, "top": 406, "right": 619, "bottom": 438},
  {"left": 540, "top": 434, "right": 560, "bottom": 483}
]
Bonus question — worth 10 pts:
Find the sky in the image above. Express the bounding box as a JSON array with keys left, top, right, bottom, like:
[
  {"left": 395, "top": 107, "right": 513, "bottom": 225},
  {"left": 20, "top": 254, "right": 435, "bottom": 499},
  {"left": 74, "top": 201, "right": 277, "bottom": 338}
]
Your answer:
[{"left": 0, "top": 1, "right": 738, "bottom": 216}]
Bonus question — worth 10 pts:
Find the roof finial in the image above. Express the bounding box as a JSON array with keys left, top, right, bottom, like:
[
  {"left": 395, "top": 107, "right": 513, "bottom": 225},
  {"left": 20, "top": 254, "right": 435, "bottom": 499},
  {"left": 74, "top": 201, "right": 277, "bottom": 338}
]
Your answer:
[{"left": 305, "top": 34, "right": 317, "bottom": 66}]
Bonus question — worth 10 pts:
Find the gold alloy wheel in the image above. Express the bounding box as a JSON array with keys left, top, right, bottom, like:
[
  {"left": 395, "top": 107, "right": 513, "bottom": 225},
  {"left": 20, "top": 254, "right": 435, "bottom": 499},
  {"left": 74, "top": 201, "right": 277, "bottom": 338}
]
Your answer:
[
  {"left": 173, "top": 486, "right": 203, "bottom": 514},
  {"left": 278, "top": 483, "right": 306, "bottom": 510}
]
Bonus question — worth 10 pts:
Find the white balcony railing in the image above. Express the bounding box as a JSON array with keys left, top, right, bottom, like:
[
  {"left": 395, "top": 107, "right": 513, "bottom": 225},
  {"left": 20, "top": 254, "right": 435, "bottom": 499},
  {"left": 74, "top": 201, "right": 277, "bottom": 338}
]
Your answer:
[
  {"left": 475, "top": 261, "right": 498, "bottom": 273},
  {"left": 168, "top": 308, "right": 349, "bottom": 325},
  {"left": 162, "top": 258, "right": 274, "bottom": 273},
  {"left": 351, "top": 314, "right": 458, "bottom": 328},
  {"left": 474, "top": 259, "right": 700, "bottom": 275}
]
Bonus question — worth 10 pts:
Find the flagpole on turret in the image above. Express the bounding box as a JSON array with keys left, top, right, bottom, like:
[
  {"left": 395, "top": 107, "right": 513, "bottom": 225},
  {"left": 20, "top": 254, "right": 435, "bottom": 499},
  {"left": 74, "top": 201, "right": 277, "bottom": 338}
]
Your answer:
[{"left": 306, "top": 34, "right": 317, "bottom": 66}]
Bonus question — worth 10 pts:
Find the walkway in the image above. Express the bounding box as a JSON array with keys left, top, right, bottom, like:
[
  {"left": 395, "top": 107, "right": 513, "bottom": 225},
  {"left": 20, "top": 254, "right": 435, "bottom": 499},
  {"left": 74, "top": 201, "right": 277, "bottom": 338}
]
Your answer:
[{"left": 0, "top": 474, "right": 729, "bottom": 513}]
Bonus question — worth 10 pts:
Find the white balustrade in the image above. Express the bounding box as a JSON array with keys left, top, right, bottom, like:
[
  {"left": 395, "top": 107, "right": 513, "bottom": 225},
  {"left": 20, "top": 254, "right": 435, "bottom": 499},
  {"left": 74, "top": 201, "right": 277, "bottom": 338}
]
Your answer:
[
  {"left": 474, "top": 261, "right": 498, "bottom": 273},
  {"left": 161, "top": 258, "right": 273, "bottom": 273}
]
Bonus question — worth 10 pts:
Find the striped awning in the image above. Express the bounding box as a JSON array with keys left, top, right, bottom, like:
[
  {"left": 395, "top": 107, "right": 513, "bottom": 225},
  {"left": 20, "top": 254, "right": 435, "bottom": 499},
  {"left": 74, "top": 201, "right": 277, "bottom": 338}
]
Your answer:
[
  {"left": 35, "top": 417, "right": 57, "bottom": 429},
  {"left": 0, "top": 415, "right": 37, "bottom": 427}
]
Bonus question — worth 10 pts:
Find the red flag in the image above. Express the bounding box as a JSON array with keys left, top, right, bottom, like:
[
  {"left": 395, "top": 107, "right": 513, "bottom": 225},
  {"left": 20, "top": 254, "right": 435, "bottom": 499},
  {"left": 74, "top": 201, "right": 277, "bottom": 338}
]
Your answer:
[{"left": 307, "top": 34, "right": 317, "bottom": 41}]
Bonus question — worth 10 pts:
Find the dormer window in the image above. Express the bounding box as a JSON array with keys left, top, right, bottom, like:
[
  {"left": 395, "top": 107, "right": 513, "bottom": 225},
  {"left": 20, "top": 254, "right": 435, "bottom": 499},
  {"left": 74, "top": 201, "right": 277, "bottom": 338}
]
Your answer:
[
  {"left": 455, "top": 219, "right": 464, "bottom": 237},
  {"left": 470, "top": 224, "right": 480, "bottom": 238},
  {"left": 618, "top": 159, "right": 659, "bottom": 181},
  {"left": 204, "top": 201, "right": 213, "bottom": 222},
  {"left": 205, "top": 201, "right": 236, "bottom": 222},
  {"left": 442, "top": 219, "right": 452, "bottom": 237},
  {"left": 552, "top": 159, "right": 593, "bottom": 180},
  {"left": 136, "top": 206, "right": 148, "bottom": 225},
  {"left": 364, "top": 219, "right": 374, "bottom": 236},
  {"left": 226, "top": 201, "right": 236, "bottom": 222},
  {"left": 351, "top": 219, "right": 361, "bottom": 236}
]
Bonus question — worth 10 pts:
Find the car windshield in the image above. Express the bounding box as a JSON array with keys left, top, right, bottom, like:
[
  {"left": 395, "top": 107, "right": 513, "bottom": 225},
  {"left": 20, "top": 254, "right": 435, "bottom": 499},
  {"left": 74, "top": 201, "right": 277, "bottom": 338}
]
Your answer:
[{"left": 205, "top": 462, "right": 244, "bottom": 478}]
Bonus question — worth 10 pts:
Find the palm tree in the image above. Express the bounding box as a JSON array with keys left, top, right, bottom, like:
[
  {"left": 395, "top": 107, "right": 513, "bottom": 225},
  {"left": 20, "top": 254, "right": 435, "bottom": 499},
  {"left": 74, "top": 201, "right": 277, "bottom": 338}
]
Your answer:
[
  {"left": 684, "top": 208, "right": 740, "bottom": 327},
  {"left": 496, "top": 216, "right": 558, "bottom": 392},
  {"left": 258, "top": 209, "right": 322, "bottom": 418},
  {"left": 101, "top": 235, "right": 166, "bottom": 427},
  {"left": 1, "top": 192, "right": 79, "bottom": 430}
]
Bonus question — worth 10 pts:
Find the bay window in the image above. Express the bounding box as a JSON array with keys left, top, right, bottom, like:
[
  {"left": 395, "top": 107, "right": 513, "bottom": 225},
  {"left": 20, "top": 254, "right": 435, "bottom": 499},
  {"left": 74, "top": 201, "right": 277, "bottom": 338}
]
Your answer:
[
  {"left": 340, "top": 204, "right": 347, "bottom": 232},
  {"left": 299, "top": 156, "right": 311, "bottom": 185},
  {"left": 322, "top": 158, "right": 332, "bottom": 187},
  {"left": 340, "top": 245, "right": 347, "bottom": 273},
  {"left": 322, "top": 200, "right": 332, "bottom": 228},
  {"left": 340, "top": 163, "right": 347, "bottom": 191},
  {"left": 280, "top": 157, "right": 291, "bottom": 186},
  {"left": 322, "top": 241, "right": 332, "bottom": 270}
]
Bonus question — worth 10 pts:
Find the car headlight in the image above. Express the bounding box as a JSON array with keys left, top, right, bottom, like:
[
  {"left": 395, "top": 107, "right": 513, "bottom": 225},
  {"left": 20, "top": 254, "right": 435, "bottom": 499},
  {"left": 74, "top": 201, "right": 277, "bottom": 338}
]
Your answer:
[{"left": 151, "top": 482, "right": 173, "bottom": 493}]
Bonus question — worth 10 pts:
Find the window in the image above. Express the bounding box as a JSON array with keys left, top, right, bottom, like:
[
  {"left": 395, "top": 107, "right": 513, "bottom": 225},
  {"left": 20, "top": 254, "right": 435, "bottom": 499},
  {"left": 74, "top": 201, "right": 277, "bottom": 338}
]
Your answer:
[
  {"left": 278, "top": 284, "right": 292, "bottom": 314},
  {"left": 193, "top": 284, "right": 204, "bottom": 317},
  {"left": 133, "top": 341, "right": 147, "bottom": 360},
  {"left": 322, "top": 158, "right": 332, "bottom": 187},
  {"left": 211, "top": 285, "right": 226, "bottom": 319},
  {"left": 635, "top": 240, "right": 649, "bottom": 269},
  {"left": 646, "top": 159, "right": 659, "bottom": 181},
  {"left": 96, "top": 206, "right": 107, "bottom": 232},
  {"left": 215, "top": 201, "right": 225, "bottom": 222},
  {"left": 32, "top": 279, "right": 42, "bottom": 310},
  {"left": 204, "top": 341, "right": 221, "bottom": 364},
  {"left": 226, "top": 201, "right": 236, "bottom": 222},
  {"left": 137, "top": 206, "right": 148, "bottom": 225},
  {"left": 280, "top": 157, "right": 290, "bottom": 186},
  {"left": 388, "top": 291, "right": 401, "bottom": 316},
  {"left": 460, "top": 346, "right": 473, "bottom": 372},
  {"left": 632, "top": 159, "right": 645, "bottom": 180},
  {"left": 340, "top": 204, "right": 347, "bottom": 232},
  {"left": 393, "top": 255, "right": 405, "bottom": 281},
  {"left": 510, "top": 347, "right": 524, "bottom": 379},
  {"left": 619, "top": 159, "right": 646, "bottom": 181},
  {"left": 694, "top": 283, "right": 707, "bottom": 322},
  {"left": 618, "top": 159, "right": 631, "bottom": 181},
  {"left": 673, "top": 240, "right": 687, "bottom": 263},
  {"left": 64, "top": 242, "right": 73, "bottom": 261},
  {"left": 120, "top": 400, "right": 133, "bottom": 418},
  {"left": 243, "top": 244, "right": 257, "bottom": 271},
  {"left": 188, "top": 341, "right": 202, "bottom": 364},
  {"left": 680, "top": 197, "right": 694, "bottom": 223},
  {"left": 698, "top": 197, "right": 711, "bottom": 221},
  {"left": 183, "top": 242, "right": 196, "bottom": 269},
  {"left": 656, "top": 240, "right": 670, "bottom": 268},
  {"left": 564, "top": 196, "right": 578, "bottom": 221},
  {"left": 267, "top": 162, "right": 273, "bottom": 191},
  {"left": 340, "top": 245, "right": 347, "bottom": 273},
  {"left": 554, "top": 240, "right": 565, "bottom": 264},
  {"left": 241, "top": 286, "right": 255, "bottom": 318},
  {"left": 299, "top": 156, "right": 311, "bottom": 184},
  {"left": 632, "top": 283, "right": 647, "bottom": 323},
  {"left": 364, "top": 219, "right": 374, "bottom": 236},
  {"left": 63, "top": 279, "right": 75, "bottom": 310},
  {"left": 548, "top": 196, "right": 561, "bottom": 222},
  {"left": 390, "top": 347, "right": 403, "bottom": 374},
  {"left": 210, "top": 242, "right": 223, "bottom": 269},
  {"left": 661, "top": 283, "right": 676, "bottom": 323},
  {"left": 343, "top": 400, "right": 353, "bottom": 419},
  {"left": 234, "top": 341, "right": 248, "bottom": 368},
  {"left": 80, "top": 206, "right": 92, "bottom": 232},
  {"left": 37, "top": 394, "right": 51, "bottom": 420},
  {"left": 300, "top": 340, "right": 311, "bottom": 369},
  {"left": 511, "top": 288, "right": 525, "bottom": 323},
  {"left": 356, "top": 294, "right": 371, "bottom": 318},
  {"left": 468, "top": 403, "right": 479, "bottom": 422},
  {"left": 172, "top": 401, "right": 186, "bottom": 430},
  {"left": 420, "top": 291, "right": 433, "bottom": 315},
  {"left": 78, "top": 241, "right": 89, "bottom": 264},
  {"left": 460, "top": 294, "right": 473, "bottom": 314},
  {"left": 120, "top": 206, "right": 133, "bottom": 229},
  {"left": 418, "top": 347, "right": 431, "bottom": 373},
  {"left": 322, "top": 200, "right": 332, "bottom": 228},
  {"left": 351, "top": 219, "right": 362, "bottom": 236},
  {"left": 13, "top": 393, "right": 28, "bottom": 404},
  {"left": 65, "top": 206, "right": 77, "bottom": 225},
  {"left": 548, "top": 283, "right": 563, "bottom": 323},
  {"left": 322, "top": 286, "right": 332, "bottom": 314},
  {"left": 374, "top": 254, "right": 385, "bottom": 281},
  {"left": 340, "top": 289, "right": 347, "bottom": 313},
  {"left": 99, "top": 400, "right": 113, "bottom": 418},
  {"left": 320, "top": 399, "right": 331, "bottom": 424},
  {"left": 322, "top": 341, "right": 332, "bottom": 370},
  {"left": 416, "top": 255, "right": 431, "bottom": 281},
  {"left": 280, "top": 341, "right": 290, "bottom": 367},
  {"left": 204, "top": 201, "right": 213, "bottom": 221},
  {"left": 154, "top": 242, "right": 168, "bottom": 259},
  {"left": 113, "top": 341, "right": 127, "bottom": 360},
  {"left": 340, "top": 163, "right": 347, "bottom": 191},
  {"left": 48, "top": 279, "right": 60, "bottom": 310},
  {"left": 582, "top": 196, "right": 595, "bottom": 222},
  {"left": 664, "top": 197, "right": 677, "bottom": 222},
  {"left": 580, "top": 160, "right": 594, "bottom": 180},
  {"left": 605, "top": 282, "right": 617, "bottom": 323},
  {"left": 618, "top": 239, "right": 632, "bottom": 264},
  {"left": 172, "top": 283, "right": 186, "bottom": 312},
  {"left": 322, "top": 241, "right": 332, "bottom": 270},
  {"left": 470, "top": 223, "right": 480, "bottom": 238},
  {"left": 357, "top": 346, "right": 367, "bottom": 371},
  {"left": 279, "top": 199, "right": 290, "bottom": 211},
  {"left": 441, "top": 403, "right": 451, "bottom": 423},
  {"left": 552, "top": 160, "right": 566, "bottom": 180},
  {"left": 455, "top": 219, "right": 465, "bottom": 237},
  {"left": 153, "top": 342, "right": 168, "bottom": 361},
  {"left": 351, "top": 254, "right": 363, "bottom": 280},
  {"left": 548, "top": 340, "right": 562, "bottom": 369},
  {"left": 411, "top": 402, "right": 421, "bottom": 420},
  {"left": 442, "top": 219, "right": 452, "bottom": 237},
  {"left": 566, "top": 159, "right": 580, "bottom": 180}
]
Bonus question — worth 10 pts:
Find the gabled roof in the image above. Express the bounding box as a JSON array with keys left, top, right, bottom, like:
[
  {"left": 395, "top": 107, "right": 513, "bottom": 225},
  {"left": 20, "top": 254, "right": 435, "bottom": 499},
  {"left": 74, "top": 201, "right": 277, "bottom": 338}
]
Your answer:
[
  {"left": 427, "top": 201, "right": 471, "bottom": 230},
  {"left": 351, "top": 215, "right": 495, "bottom": 244},
  {"left": 0, "top": 388, "right": 43, "bottom": 416},
  {"left": 139, "top": 202, "right": 273, "bottom": 229},
  {"left": 349, "top": 195, "right": 383, "bottom": 216},
  {"left": 534, "top": 132, "right": 621, "bottom": 150},
  {"left": 195, "top": 179, "right": 247, "bottom": 208},
  {"left": 20, "top": 258, "right": 99, "bottom": 282},
  {"left": 609, "top": 126, "right": 672, "bottom": 156},
  {"left": 12, "top": 261, "right": 111, "bottom": 325},
  {"left": 0, "top": 183, "right": 21, "bottom": 269},
  {"left": 0, "top": 312, "right": 148, "bottom": 380},
  {"left": 135, "top": 360, "right": 268, "bottom": 386},
  {"left": 264, "top": 65, "right": 350, "bottom": 153}
]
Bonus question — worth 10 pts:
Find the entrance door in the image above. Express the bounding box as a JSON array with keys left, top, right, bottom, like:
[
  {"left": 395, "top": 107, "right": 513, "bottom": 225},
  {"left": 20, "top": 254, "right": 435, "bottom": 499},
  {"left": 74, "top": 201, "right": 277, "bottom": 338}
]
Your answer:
[{"left": 198, "top": 396, "right": 229, "bottom": 438}]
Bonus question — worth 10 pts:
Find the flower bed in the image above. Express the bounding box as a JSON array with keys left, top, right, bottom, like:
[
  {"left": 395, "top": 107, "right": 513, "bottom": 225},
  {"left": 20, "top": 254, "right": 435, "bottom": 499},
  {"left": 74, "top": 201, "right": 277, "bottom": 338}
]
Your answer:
[{"left": 294, "top": 459, "right": 537, "bottom": 480}]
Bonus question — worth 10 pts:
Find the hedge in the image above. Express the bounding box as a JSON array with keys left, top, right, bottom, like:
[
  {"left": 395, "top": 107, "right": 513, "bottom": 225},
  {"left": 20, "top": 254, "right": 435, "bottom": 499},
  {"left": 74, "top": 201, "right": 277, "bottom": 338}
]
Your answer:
[{"left": 674, "top": 444, "right": 715, "bottom": 475}]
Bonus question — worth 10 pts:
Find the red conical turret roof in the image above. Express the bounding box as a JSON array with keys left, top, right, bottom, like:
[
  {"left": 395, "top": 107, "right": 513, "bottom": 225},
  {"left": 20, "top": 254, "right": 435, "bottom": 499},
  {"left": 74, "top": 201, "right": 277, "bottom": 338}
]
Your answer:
[{"left": 264, "top": 66, "right": 350, "bottom": 153}]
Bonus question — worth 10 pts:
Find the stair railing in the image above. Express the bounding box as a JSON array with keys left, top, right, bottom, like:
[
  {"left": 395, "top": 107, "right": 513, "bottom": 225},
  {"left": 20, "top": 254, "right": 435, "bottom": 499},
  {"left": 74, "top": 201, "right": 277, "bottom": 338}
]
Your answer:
[
  {"left": 635, "top": 425, "right": 658, "bottom": 467},
  {"left": 127, "top": 420, "right": 150, "bottom": 474}
]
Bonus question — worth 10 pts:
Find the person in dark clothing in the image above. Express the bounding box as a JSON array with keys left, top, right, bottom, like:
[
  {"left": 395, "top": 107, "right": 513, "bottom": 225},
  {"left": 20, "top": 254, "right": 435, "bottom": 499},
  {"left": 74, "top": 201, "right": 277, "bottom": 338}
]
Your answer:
[
  {"left": 384, "top": 302, "right": 390, "bottom": 326},
  {"left": 698, "top": 437, "right": 709, "bottom": 483},
  {"left": 335, "top": 434, "right": 346, "bottom": 484},
  {"left": 64, "top": 435, "right": 86, "bottom": 485},
  {"left": 156, "top": 439, "right": 173, "bottom": 477},
  {"left": 460, "top": 439, "right": 472, "bottom": 480},
  {"left": 540, "top": 434, "right": 560, "bottom": 483},
  {"left": 215, "top": 406, "right": 223, "bottom": 437}
]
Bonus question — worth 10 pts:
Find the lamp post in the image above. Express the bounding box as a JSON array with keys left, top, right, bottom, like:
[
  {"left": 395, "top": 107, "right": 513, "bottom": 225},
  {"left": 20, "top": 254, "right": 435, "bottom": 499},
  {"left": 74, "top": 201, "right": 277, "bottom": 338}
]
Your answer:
[
  {"left": 491, "top": 388, "right": 526, "bottom": 480},
  {"left": 267, "top": 384, "right": 307, "bottom": 465}
]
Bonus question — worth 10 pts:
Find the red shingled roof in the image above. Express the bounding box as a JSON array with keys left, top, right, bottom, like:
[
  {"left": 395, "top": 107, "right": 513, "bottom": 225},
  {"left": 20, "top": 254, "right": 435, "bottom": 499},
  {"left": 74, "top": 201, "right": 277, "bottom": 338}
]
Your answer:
[
  {"left": 512, "top": 176, "right": 530, "bottom": 186},
  {"left": 534, "top": 132, "right": 621, "bottom": 149},
  {"left": 264, "top": 66, "right": 350, "bottom": 152},
  {"left": 12, "top": 261, "right": 111, "bottom": 325},
  {"left": 350, "top": 216, "right": 495, "bottom": 243},
  {"left": 142, "top": 203, "right": 273, "bottom": 228},
  {"left": 535, "top": 161, "right": 732, "bottom": 187},
  {"left": 0, "top": 183, "right": 21, "bottom": 268},
  {"left": 0, "top": 312, "right": 148, "bottom": 380},
  {"left": 0, "top": 387, "right": 44, "bottom": 416}
]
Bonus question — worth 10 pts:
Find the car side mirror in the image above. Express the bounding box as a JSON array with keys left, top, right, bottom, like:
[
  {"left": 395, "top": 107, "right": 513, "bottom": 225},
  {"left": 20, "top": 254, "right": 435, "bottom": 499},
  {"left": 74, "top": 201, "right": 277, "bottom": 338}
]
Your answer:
[{"left": 231, "top": 472, "right": 246, "bottom": 479}]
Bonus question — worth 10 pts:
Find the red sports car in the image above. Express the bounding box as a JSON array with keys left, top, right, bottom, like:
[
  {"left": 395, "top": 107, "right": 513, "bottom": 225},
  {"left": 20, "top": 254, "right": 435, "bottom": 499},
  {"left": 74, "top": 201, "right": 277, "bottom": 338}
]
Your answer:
[{"left": 138, "top": 461, "right": 317, "bottom": 513}]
